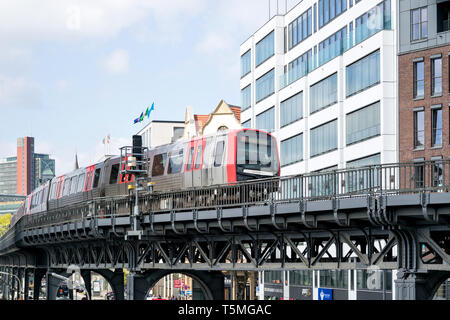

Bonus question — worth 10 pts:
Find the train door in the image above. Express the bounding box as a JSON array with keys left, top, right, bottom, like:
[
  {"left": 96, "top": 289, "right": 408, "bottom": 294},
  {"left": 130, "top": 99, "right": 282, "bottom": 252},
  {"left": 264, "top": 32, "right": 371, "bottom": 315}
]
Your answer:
[
  {"left": 202, "top": 136, "right": 213, "bottom": 186},
  {"left": 211, "top": 135, "right": 227, "bottom": 185},
  {"left": 192, "top": 138, "right": 205, "bottom": 187},
  {"left": 184, "top": 140, "right": 195, "bottom": 188},
  {"left": 83, "top": 165, "right": 95, "bottom": 201}
]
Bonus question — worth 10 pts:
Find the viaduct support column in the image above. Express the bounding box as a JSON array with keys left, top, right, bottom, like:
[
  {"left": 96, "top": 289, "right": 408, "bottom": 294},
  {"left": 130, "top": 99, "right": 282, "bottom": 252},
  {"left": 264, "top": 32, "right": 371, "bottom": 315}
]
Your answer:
[
  {"left": 94, "top": 269, "right": 124, "bottom": 300},
  {"left": 126, "top": 272, "right": 148, "bottom": 300},
  {"left": 33, "top": 269, "right": 46, "bottom": 300},
  {"left": 46, "top": 271, "right": 61, "bottom": 301},
  {"left": 80, "top": 270, "right": 92, "bottom": 300},
  {"left": 10, "top": 268, "right": 16, "bottom": 300},
  {"left": 395, "top": 270, "right": 450, "bottom": 300},
  {"left": 24, "top": 269, "right": 30, "bottom": 300}
]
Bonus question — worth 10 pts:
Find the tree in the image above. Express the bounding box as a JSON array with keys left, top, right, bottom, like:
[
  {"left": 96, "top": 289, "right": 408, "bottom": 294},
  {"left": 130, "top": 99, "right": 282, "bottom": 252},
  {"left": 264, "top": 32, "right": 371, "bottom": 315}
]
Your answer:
[{"left": 0, "top": 214, "right": 12, "bottom": 237}]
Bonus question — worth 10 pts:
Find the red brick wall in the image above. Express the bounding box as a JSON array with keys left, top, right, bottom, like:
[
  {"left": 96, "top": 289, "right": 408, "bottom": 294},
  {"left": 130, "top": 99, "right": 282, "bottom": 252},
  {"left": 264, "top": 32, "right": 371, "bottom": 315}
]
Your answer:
[{"left": 399, "top": 45, "right": 450, "bottom": 163}]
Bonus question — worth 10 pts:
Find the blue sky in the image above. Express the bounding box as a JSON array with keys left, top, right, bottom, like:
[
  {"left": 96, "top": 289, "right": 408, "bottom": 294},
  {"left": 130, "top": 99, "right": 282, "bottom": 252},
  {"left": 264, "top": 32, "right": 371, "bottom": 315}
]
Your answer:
[{"left": 0, "top": 0, "right": 300, "bottom": 175}]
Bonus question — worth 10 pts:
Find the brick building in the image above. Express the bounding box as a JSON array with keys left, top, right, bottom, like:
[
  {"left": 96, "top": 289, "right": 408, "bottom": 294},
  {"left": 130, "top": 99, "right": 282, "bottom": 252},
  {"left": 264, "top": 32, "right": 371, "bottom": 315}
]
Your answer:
[
  {"left": 398, "top": 1, "right": 450, "bottom": 188},
  {"left": 399, "top": 1, "right": 450, "bottom": 163}
]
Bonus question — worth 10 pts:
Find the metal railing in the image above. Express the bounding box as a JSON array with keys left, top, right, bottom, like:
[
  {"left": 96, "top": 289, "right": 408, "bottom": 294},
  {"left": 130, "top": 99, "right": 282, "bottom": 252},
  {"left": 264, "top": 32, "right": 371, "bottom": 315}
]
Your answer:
[{"left": 11, "top": 160, "right": 450, "bottom": 231}]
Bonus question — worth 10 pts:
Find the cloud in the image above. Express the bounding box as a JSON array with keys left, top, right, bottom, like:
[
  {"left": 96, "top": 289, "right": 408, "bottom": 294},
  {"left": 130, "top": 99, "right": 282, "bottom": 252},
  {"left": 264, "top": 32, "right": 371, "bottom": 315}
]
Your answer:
[
  {"left": 0, "top": 75, "right": 41, "bottom": 109},
  {"left": 0, "top": 0, "right": 207, "bottom": 45},
  {"left": 196, "top": 32, "right": 231, "bottom": 55},
  {"left": 103, "top": 49, "right": 130, "bottom": 74}
]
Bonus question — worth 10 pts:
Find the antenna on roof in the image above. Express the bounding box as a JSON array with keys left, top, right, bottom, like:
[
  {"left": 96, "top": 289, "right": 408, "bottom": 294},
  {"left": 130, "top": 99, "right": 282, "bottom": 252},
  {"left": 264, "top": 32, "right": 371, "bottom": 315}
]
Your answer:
[{"left": 268, "top": 0, "right": 270, "bottom": 20}]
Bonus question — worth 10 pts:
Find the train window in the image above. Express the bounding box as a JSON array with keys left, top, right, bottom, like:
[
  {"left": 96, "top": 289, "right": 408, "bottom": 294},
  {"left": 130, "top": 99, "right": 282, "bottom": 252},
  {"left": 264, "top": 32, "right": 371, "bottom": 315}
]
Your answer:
[
  {"left": 93, "top": 168, "right": 101, "bottom": 188},
  {"left": 214, "top": 141, "right": 225, "bottom": 167},
  {"left": 152, "top": 153, "right": 167, "bottom": 176},
  {"left": 85, "top": 170, "right": 93, "bottom": 191},
  {"left": 63, "top": 179, "right": 71, "bottom": 197},
  {"left": 50, "top": 182, "right": 56, "bottom": 200},
  {"left": 194, "top": 145, "right": 203, "bottom": 169},
  {"left": 109, "top": 164, "right": 120, "bottom": 184},
  {"left": 202, "top": 138, "right": 213, "bottom": 169},
  {"left": 57, "top": 180, "right": 63, "bottom": 198},
  {"left": 168, "top": 150, "right": 183, "bottom": 174},
  {"left": 77, "top": 173, "right": 85, "bottom": 193},
  {"left": 186, "top": 147, "right": 194, "bottom": 171},
  {"left": 70, "top": 175, "right": 78, "bottom": 194}
]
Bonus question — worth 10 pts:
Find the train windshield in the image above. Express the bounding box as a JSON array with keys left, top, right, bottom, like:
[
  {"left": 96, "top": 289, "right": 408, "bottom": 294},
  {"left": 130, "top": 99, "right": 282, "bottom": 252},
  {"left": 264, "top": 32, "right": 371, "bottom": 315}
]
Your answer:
[{"left": 236, "top": 130, "right": 279, "bottom": 178}]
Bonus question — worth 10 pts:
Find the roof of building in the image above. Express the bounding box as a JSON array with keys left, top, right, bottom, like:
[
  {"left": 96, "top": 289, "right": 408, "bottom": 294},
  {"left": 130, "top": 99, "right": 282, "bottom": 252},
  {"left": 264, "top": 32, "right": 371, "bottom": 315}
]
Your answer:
[
  {"left": 194, "top": 115, "right": 210, "bottom": 133},
  {"left": 229, "top": 106, "right": 241, "bottom": 122}
]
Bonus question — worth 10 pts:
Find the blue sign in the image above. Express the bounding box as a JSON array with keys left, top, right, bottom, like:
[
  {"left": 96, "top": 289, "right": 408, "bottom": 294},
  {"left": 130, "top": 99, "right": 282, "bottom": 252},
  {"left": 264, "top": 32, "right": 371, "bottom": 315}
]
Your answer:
[
  {"left": 318, "top": 288, "right": 333, "bottom": 300},
  {"left": 185, "top": 291, "right": 192, "bottom": 295}
]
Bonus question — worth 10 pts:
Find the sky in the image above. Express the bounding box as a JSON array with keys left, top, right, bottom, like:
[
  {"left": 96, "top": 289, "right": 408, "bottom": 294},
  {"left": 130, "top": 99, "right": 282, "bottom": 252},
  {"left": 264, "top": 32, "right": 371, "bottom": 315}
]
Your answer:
[{"left": 0, "top": 0, "right": 301, "bottom": 176}]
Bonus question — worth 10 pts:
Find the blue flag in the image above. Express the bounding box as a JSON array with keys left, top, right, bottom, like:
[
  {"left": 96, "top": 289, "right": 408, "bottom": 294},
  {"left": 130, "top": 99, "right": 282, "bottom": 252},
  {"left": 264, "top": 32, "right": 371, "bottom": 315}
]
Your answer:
[{"left": 147, "top": 102, "right": 154, "bottom": 119}]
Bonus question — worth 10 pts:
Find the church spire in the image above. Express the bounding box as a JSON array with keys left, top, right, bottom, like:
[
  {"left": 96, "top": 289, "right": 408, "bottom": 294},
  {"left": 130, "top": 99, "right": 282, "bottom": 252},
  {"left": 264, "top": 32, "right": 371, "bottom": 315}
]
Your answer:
[{"left": 74, "top": 153, "right": 79, "bottom": 170}]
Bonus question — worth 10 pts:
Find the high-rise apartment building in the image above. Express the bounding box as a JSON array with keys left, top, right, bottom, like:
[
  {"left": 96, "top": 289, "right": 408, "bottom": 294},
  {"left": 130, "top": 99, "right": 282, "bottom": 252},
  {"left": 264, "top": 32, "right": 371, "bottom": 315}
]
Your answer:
[
  {"left": 240, "top": 0, "right": 397, "bottom": 177},
  {"left": 0, "top": 137, "right": 55, "bottom": 196},
  {"left": 16, "top": 137, "right": 35, "bottom": 195}
]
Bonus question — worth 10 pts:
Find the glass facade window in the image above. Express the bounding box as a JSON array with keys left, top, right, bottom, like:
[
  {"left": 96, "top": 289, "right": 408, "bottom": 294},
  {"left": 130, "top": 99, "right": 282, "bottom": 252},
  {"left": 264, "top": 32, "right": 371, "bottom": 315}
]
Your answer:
[
  {"left": 256, "top": 107, "right": 275, "bottom": 132},
  {"left": 264, "top": 271, "right": 283, "bottom": 284},
  {"left": 256, "top": 69, "right": 275, "bottom": 103},
  {"left": 346, "top": 154, "right": 381, "bottom": 193},
  {"left": 320, "top": 270, "right": 348, "bottom": 289},
  {"left": 288, "top": 7, "right": 312, "bottom": 50},
  {"left": 310, "top": 73, "right": 338, "bottom": 114},
  {"left": 431, "top": 57, "right": 442, "bottom": 96},
  {"left": 346, "top": 102, "right": 380, "bottom": 145},
  {"left": 241, "top": 85, "right": 251, "bottom": 111},
  {"left": 242, "top": 119, "right": 251, "bottom": 128},
  {"left": 347, "top": 154, "right": 381, "bottom": 168},
  {"left": 318, "top": 26, "right": 347, "bottom": 66},
  {"left": 281, "top": 134, "right": 303, "bottom": 167},
  {"left": 241, "top": 50, "right": 251, "bottom": 77},
  {"left": 357, "top": 270, "right": 391, "bottom": 291},
  {"left": 346, "top": 50, "right": 380, "bottom": 97},
  {"left": 414, "top": 60, "right": 425, "bottom": 98},
  {"left": 431, "top": 106, "right": 443, "bottom": 147},
  {"left": 290, "top": 270, "right": 312, "bottom": 286},
  {"left": 411, "top": 7, "right": 427, "bottom": 41},
  {"left": 287, "top": 49, "right": 312, "bottom": 85},
  {"left": 281, "top": 91, "right": 303, "bottom": 127},
  {"left": 355, "top": 0, "right": 391, "bottom": 44},
  {"left": 256, "top": 31, "right": 274, "bottom": 67},
  {"left": 310, "top": 120, "right": 338, "bottom": 157},
  {"left": 432, "top": 157, "right": 444, "bottom": 187},
  {"left": 414, "top": 109, "right": 425, "bottom": 148},
  {"left": 318, "top": 0, "right": 347, "bottom": 29}
]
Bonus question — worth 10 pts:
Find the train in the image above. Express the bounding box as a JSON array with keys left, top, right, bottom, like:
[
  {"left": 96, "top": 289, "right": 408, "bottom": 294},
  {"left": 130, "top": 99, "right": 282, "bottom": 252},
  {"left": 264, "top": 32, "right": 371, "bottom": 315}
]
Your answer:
[{"left": 9, "top": 128, "right": 280, "bottom": 228}]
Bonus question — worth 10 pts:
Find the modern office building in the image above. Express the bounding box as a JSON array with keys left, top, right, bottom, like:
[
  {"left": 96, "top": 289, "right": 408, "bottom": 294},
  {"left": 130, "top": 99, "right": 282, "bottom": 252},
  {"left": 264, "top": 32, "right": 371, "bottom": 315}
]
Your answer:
[
  {"left": 0, "top": 157, "right": 18, "bottom": 195},
  {"left": 34, "top": 154, "right": 56, "bottom": 189},
  {"left": 398, "top": 1, "right": 450, "bottom": 169},
  {"left": 240, "top": 0, "right": 400, "bottom": 300},
  {"left": 240, "top": 0, "right": 397, "bottom": 177},
  {"left": 240, "top": 0, "right": 450, "bottom": 300}
]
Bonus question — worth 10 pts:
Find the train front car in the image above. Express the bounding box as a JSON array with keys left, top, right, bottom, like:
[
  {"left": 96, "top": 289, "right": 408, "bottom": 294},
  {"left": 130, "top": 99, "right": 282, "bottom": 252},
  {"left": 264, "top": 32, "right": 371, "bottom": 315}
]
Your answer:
[
  {"left": 234, "top": 129, "right": 280, "bottom": 181},
  {"left": 231, "top": 129, "right": 280, "bottom": 202}
]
